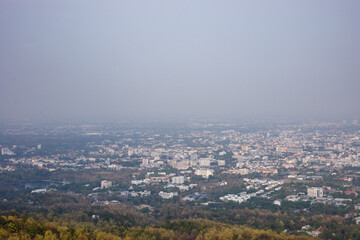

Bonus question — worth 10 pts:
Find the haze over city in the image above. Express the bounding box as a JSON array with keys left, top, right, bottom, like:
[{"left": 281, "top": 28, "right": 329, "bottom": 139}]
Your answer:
[
  {"left": 2, "top": 2, "right": 360, "bottom": 239},
  {"left": 1, "top": 0, "right": 360, "bottom": 123}
]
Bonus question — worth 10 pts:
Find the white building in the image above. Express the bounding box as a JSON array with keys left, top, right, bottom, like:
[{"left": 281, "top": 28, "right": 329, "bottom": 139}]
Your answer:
[
  {"left": 159, "top": 191, "right": 178, "bottom": 199},
  {"left": 177, "top": 185, "right": 190, "bottom": 191},
  {"left": 273, "top": 200, "right": 282, "bottom": 206},
  {"left": 101, "top": 180, "right": 112, "bottom": 189},
  {"left": 307, "top": 187, "right": 323, "bottom": 198},
  {"left": 199, "top": 158, "right": 211, "bottom": 167},
  {"left": 195, "top": 169, "right": 214, "bottom": 178},
  {"left": 1, "top": 147, "right": 15, "bottom": 156},
  {"left": 172, "top": 176, "right": 185, "bottom": 185},
  {"left": 217, "top": 160, "right": 225, "bottom": 166},
  {"left": 238, "top": 169, "right": 249, "bottom": 175},
  {"left": 138, "top": 190, "right": 151, "bottom": 197},
  {"left": 219, "top": 151, "right": 226, "bottom": 156},
  {"left": 131, "top": 180, "right": 143, "bottom": 185},
  {"left": 31, "top": 189, "right": 47, "bottom": 193},
  {"left": 141, "top": 158, "right": 149, "bottom": 167}
]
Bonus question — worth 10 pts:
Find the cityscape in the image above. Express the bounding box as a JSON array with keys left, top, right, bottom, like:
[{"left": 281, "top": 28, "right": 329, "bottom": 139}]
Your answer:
[
  {"left": 0, "top": 120, "right": 359, "bottom": 239},
  {"left": 1, "top": 0, "right": 360, "bottom": 239}
]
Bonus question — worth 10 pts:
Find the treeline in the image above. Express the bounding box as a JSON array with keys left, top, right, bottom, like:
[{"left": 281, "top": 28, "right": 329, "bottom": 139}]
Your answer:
[
  {"left": 0, "top": 215, "right": 317, "bottom": 240},
  {"left": 1, "top": 192, "right": 360, "bottom": 239}
]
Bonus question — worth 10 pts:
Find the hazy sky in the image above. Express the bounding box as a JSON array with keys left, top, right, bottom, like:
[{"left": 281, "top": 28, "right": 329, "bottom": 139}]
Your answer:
[{"left": 1, "top": 0, "right": 359, "bottom": 123}]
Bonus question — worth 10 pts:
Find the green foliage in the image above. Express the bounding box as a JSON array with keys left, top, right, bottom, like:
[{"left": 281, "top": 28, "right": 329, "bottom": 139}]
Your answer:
[{"left": 0, "top": 215, "right": 319, "bottom": 240}]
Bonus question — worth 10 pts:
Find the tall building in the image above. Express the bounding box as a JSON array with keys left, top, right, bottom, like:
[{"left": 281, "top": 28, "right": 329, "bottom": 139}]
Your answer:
[
  {"left": 141, "top": 158, "right": 149, "bottom": 166},
  {"left": 1, "top": 147, "right": 15, "bottom": 156},
  {"left": 307, "top": 187, "right": 323, "bottom": 198}
]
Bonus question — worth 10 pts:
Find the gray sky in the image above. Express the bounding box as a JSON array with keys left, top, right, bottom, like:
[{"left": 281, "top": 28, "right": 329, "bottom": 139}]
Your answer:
[{"left": 1, "top": 0, "right": 359, "bottom": 123}]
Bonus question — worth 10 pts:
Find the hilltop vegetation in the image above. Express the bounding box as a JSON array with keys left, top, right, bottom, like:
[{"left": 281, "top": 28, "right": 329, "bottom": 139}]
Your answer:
[{"left": 0, "top": 215, "right": 317, "bottom": 240}]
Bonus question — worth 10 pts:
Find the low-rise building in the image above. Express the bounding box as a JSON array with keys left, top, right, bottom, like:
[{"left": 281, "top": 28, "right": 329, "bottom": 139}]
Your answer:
[
  {"left": 172, "top": 176, "right": 185, "bottom": 184},
  {"left": 101, "top": 180, "right": 112, "bottom": 189},
  {"left": 195, "top": 169, "right": 214, "bottom": 178},
  {"left": 307, "top": 187, "right": 323, "bottom": 198},
  {"left": 159, "top": 191, "right": 178, "bottom": 199}
]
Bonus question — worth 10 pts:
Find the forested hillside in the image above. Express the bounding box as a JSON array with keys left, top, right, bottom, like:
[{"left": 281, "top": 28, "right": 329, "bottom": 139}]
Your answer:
[{"left": 0, "top": 215, "right": 318, "bottom": 240}]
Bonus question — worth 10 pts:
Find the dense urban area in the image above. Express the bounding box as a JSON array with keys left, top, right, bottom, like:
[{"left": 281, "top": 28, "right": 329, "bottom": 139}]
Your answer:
[{"left": 0, "top": 120, "right": 360, "bottom": 239}]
